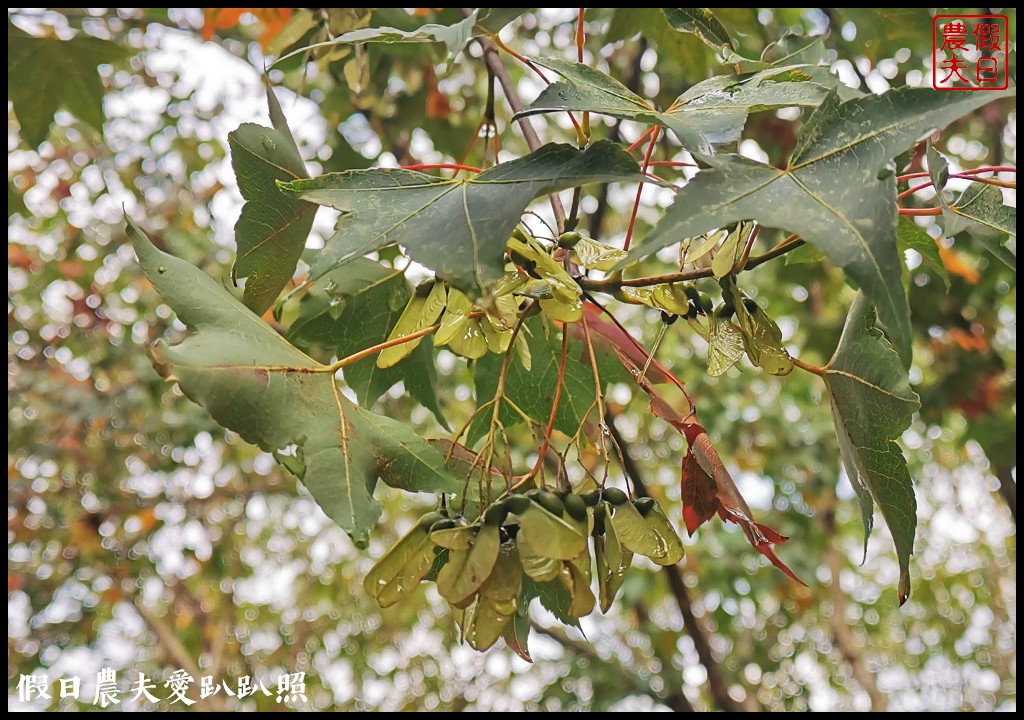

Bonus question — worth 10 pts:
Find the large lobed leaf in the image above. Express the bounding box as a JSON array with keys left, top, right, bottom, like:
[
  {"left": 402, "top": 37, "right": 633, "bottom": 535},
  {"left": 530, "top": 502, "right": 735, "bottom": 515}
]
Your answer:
[
  {"left": 272, "top": 9, "right": 526, "bottom": 67},
  {"left": 229, "top": 85, "right": 318, "bottom": 315},
  {"left": 471, "top": 316, "right": 597, "bottom": 445},
  {"left": 627, "top": 86, "right": 1016, "bottom": 363},
  {"left": 8, "top": 22, "right": 131, "bottom": 148},
  {"left": 517, "top": 58, "right": 830, "bottom": 154},
  {"left": 942, "top": 182, "right": 1017, "bottom": 270},
  {"left": 661, "top": 8, "right": 734, "bottom": 51},
  {"left": 280, "top": 141, "right": 644, "bottom": 292},
  {"left": 286, "top": 259, "right": 446, "bottom": 425},
  {"left": 126, "top": 220, "right": 460, "bottom": 546},
  {"left": 824, "top": 294, "right": 920, "bottom": 603}
]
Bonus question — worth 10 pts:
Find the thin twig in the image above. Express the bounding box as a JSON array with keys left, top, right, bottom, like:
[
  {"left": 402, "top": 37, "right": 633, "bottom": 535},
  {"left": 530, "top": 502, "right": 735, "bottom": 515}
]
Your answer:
[
  {"left": 605, "top": 412, "right": 743, "bottom": 713},
  {"left": 477, "top": 36, "right": 567, "bottom": 228},
  {"left": 132, "top": 598, "right": 230, "bottom": 712},
  {"left": 530, "top": 621, "right": 695, "bottom": 712},
  {"left": 822, "top": 505, "right": 888, "bottom": 711},
  {"left": 579, "top": 238, "right": 806, "bottom": 291}
]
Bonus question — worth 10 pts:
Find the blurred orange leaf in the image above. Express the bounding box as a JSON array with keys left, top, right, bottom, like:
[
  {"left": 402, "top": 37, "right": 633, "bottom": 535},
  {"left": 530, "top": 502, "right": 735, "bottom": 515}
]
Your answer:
[
  {"left": 938, "top": 244, "right": 980, "bottom": 284},
  {"left": 202, "top": 8, "right": 293, "bottom": 49},
  {"left": 425, "top": 66, "right": 451, "bottom": 120},
  {"left": 947, "top": 326, "right": 988, "bottom": 352}
]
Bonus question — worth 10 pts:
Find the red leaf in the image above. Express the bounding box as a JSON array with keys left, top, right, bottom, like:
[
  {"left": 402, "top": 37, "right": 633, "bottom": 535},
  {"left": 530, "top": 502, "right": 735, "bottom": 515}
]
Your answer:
[
  {"left": 578, "top": 302, "right": 682, "bottom": 390},
  {"left": 582, "top": 297, "right": 805, "bottom": 585},
  {"left": 680, "top": 450, "right": 718, "bottom": 535},
  {"left": 424, "top": 66, "right": 451, "bottom": 121},
  {"left": 691, "top": 432, "right": 806, "bottom": 586}
]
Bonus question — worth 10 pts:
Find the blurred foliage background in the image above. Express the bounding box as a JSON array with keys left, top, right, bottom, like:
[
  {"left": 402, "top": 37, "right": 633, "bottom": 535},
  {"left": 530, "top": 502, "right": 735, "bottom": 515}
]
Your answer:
[{"left": 7, "top": 7, "right": 1016, "bottom": 711}]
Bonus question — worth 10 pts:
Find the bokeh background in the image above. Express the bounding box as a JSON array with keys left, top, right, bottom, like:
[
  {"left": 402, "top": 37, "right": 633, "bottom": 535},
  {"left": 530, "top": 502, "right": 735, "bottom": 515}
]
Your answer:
[{"left": 8, "top": 8, "right": 1016, "bottom": 711}]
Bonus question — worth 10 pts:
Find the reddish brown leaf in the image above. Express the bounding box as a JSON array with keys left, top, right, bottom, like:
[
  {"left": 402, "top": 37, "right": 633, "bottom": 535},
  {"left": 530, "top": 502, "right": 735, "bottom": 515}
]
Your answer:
[
  {"left": 424, "top": 66, "right": 451, "bottom": 121},
  {"left": 691, "top": 432, "right": 805, "bottom": 585},
  {"left": 584, "top": 298, "right": 804, "bottom": 585},
  {"left": 578, "top": 302, "right": 682, "bottom": 390},
  {"left": 680, "top": 450, "right": 718, "bottom": 535}
]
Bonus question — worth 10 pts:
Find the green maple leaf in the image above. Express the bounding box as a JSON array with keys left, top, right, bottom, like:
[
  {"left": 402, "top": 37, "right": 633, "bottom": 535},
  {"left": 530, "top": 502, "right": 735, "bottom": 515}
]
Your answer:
[
  {"left": 720, "top": 32, "right": 832, "bottom": 75},
  {"left": 8, "top": 22, "right": 131, "bottom": 147},
  {"left": 273, "top": 9, "right": 526, "bottom": 68},
  {"left": 516, "top": 58, "right": 830, "bottom": 153},
  {"left": 626, "top": 86, "right": 1016, "bottom": 363},
  {"left": 824, "top": 294, "right": 920, "bottom": 604},
  {"left": 279, "top": 141, "right": 644, "bottom": 292},
  {"left": 286, "top": 258, "right": 446, "bottom": 426},
  {"left": 661, "top": 8, "right": 734, "bottom": 51},
  {"left": 228, "top": 85, "right": 318, "bottom": 315},
  {"left": 127, "top": 220, "right": 460, "bottom": 547},
  {"left": 896, "top": 218, "right": 948, "bottom": 290},
  {"left": 942, "top": 182, "right": 1016, "bottom": 270},
  {"left": 470, "top": 316, "right": 598, "bottom": 445}
]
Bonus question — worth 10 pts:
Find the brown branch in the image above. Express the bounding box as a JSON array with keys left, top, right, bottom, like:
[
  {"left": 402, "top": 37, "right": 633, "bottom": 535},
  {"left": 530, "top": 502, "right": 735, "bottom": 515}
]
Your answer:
[
  {"left": 632, "top": 600, "right": 699, "bottom": 713},
  {"left": 580, "top": 238, "right": 806, "bottom": 291},
  {"left": 995, "top": 464, "right": 1016, "bottom": 522},
  {"left": 821, "top": 506, "right": 888, "bottom": 711},
  {"left": 476, "top": 35, "right": 567, "bottom": 228},
  {"left": 530, "top": 621, "right": 694, "bottom": 711},
  {"left": 589, "top": 39, "right": 646, "bottom": 240},
  {"left": 605, "top": 412, "right": 742, "bottom": 713},
  {"left": 131, "top": 598, "right": 229, "bottom": 712}
]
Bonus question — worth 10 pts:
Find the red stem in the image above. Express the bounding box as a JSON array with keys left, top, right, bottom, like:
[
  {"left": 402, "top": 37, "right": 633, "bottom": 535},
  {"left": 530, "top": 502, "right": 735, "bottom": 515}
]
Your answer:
[
  {"left": 402, "top": 163, "right": 483, "bottom": 173},
  {"left": 899, "top": 207, "right": 943, "bottom": 216},
  {"left": 576, "top": 9, "right": 585, "bottom": 62},
  {"left": 515, "top": 325, "right": 568, "bottom": 487},
  {"left": 626, "top": 126, "right": 657, "bottom": 153},
  {"left": 623, "top": 126, "right": 661, "bottom": 252},
  {"left": 897, "top": 165, "right": 1016, "bottom": 182}
]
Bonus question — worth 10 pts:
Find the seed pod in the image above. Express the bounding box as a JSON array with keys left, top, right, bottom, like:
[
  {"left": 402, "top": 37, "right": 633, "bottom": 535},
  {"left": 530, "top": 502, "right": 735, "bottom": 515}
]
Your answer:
[
  {"left": 484, "top": 501, "right": 509, "bottom": 527},
  {"left": 697, "top": 291, "right": 714, "bottom": 315},
  {"left": 417, "top": 511, "right": 445, "bottom": 529},
  {"left": 506, "top": 495, "right": 531, "bottom": 516},
  {"left": 557, "top": 231, "right": 582, "bottom": 248},
  {"left": 714, "top": 306, "right": 735, "bottom": 321},
  {"left": 602, "top": 487, "right": 628, "bottom": 506},
  {"left": 437, "top": 523, "right": 501, "bottom": 609},
  {"left": 534, "top": 491, "right": 565, "bottom": 517},
  {"left": 364, "top": 521, "right": 437, "bottom": 607},
  {"left": 563, "top": 494, "right": 588, "bottom": 522},
  {"left": 580, "top": 489, "right": 602, "bottom": 507},
  {"left": 591, "top": 505, "right": 607, "bottom": 537},
  {"left": 634, "top": 497, "right": 656, "bottom": 517}
]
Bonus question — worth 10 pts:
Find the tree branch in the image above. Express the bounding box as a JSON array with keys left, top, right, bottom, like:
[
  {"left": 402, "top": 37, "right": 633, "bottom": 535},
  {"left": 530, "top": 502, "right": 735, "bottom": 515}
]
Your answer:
[
  {"left": 605, "top": 412, "right": 743, "bottom": 713},
  {"left": 579, "top": 238, "right": 806, "bottom": 291},
  {"left": 476, "top": 36, "right": 567, "bottom": 228},
  {"left": 131, "top": 598, "right": 229, "bottom": 712},
  {"left": 821, "top": 506, "right": 888, "bottom": 711},
  {"left": 994, "top": 464, "right": 1016, "bottom": 522},
  {"left": 530, "top": 621, "right": 694, "bottom": 711}
]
